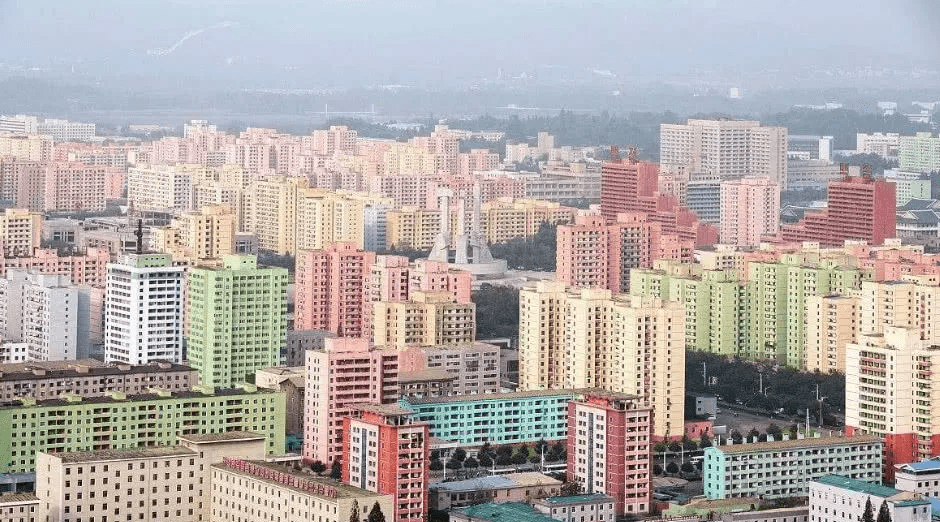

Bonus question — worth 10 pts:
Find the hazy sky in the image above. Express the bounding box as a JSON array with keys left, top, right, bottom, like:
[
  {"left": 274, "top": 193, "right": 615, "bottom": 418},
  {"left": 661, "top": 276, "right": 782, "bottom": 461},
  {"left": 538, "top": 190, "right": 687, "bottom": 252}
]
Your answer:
[{"left": 0, "top": 0, "right": 938, "bottom": 89}]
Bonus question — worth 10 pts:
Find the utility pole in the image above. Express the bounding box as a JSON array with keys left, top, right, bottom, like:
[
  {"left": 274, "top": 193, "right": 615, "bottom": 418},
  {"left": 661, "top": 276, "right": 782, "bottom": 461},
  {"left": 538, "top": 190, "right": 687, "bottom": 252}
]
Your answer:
[
  {"left": 703, "top": 362, "right": 707, "bottom": 387},
  {"left": 816, "top": 384, "right": 827, "bottom": 428},
  {"left": 758, "top": 373, "right": 763, "bottom": 395}
]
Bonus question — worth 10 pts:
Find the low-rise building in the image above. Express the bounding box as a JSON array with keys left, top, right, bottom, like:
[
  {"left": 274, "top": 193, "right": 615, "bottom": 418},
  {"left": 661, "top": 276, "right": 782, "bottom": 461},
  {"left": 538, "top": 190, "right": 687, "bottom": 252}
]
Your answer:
[
  {"left": 809, "top": 475, "right": 930, "bottom": 522},
  {"left": 895, "top": 459, "right": 940, "bottom": 498},
  {"left": 452, "top": 503, "right": 560, "bottom": 522},
  {"left": 0, "top": 493, "right": 38, "bottom": 522},
  {"left": 429, "top": 472, "right": 563, "bottom": 510},
  {"left": 255, "top": 366, "right": 305, "bottom": 436},
  {"left": 703, "top": 435, "right": 883, "bottom": 499},
  {"left": 402, "top": 390, "right": 577, "bottom": 446},
  {"left": 719, "top": 506, "right": 809, "bottom": 522},
  {"left": 532, "top": 494, "right": 616, "bottom": 522}
]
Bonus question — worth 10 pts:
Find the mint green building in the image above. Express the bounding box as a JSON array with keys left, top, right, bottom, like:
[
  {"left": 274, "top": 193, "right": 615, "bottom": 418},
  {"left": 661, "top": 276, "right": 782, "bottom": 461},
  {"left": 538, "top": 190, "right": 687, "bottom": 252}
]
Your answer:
[
  {"left": 631, "top": 255, "right": 867, "bottom": 368},
  {"left": 188, "top": 255, "right": 288, "bottom": 388},
  {"left": 0, "top": 385, "right": 285, "bottom": 474},
  {"left": 702, "top": 434, "right": 882, "bottom": 499},
  {"left": 401, "top": 390, "right": 578, "bottom": 445},
  {"left": 899, "top": 132, "right": 940, "bottom": 173}
]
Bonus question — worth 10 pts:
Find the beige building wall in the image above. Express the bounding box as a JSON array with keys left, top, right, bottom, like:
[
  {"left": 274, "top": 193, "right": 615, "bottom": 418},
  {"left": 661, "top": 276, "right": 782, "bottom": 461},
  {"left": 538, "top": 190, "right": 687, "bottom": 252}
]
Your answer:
[
  {"left": 805, "top": 295, "right": 858, "bottom": 373},
  {"left": 860, "top": 277, "right": 940, "bottom": 344},
  {"left": 372, "top": 291, "right": 475, "bottom": 349},
  {"left": 0, "top": 209, "right": 41, "bottom": 257}
]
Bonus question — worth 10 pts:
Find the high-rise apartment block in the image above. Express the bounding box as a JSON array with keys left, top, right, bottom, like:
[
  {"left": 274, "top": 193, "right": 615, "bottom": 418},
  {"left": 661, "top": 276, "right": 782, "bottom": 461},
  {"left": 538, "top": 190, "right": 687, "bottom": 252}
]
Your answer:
[
  {"left": 304, "top": 338, "right": 399, "bottom": 465},
  {"left": 857, "top": 132, "right": 901, "bottom": 159},
  {"left": 311, "top": 125, "right": 359, "bottom": 156},
  {"left": 518, "top": 281, "right": 685, "bottom": 438},
  {"left": 150, "top": 205, "right": 236, "bottom": 262},
  {"left": 0, "top": 208, "right": 41, "bottom": 257},
  {"left": 556, "top": 213, "right": 694, "bottom": 293},
  {"left": 104, "top": 253, "right": 185, "bottom": 365},
  {"left": 781, "top": 173, "right": 896, "bottom": 247},
  {"left": 719, "top": 177, "right": 780, "bottom": 246},
  {"left": 899, "top": 132, "right": 940, "bottom": 172},
  {"left": 660, "top": 119, "right": 788, "bottom": 186},
  {"left": 0, "top": 157, "right": 44, "bottom": 209},
  {"left": 0, "top": 269, "right": 79, "bottom": 361},
  {"left": 187, "top": 255, "right": 288, "bottom": 388},
  {"left": 343, "top": 404, "right": 429, "bottom": 522},
  {"left": 567, "top": 392, "right": 652, "bottom": 516},
  {"left": 295, "top": 243, "right": 376, "bottom": 337},
  {"left": 846, "top": 326, "right": 940, "bottom": 480},
  {"left": 805, "top": 295, "right": 858, "bottom": 374},
  {"left": 458, "top": 149, "right": 500, "bottom": 176},
  {"left": 127, "top": 164, "right": 196, "bottom": 211},
  {"left": 398, "top": 342, "right": 500, "bottom": 395},
  {"left": 372, "top": 291, "right": 475, "bottom": 349},
  {"left": 0, "top": 133, "right": 53, "bottom": 162},
  {"left": 43, "top": 162, "right": 117, "bottom": 212},
  {"left": 600, "top": 159, "right": 718, "bottom": 246}
]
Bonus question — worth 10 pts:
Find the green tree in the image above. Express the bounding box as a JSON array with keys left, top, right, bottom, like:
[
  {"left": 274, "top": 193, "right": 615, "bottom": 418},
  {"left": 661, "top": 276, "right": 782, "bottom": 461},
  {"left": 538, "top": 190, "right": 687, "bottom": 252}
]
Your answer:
[
  {"left": 666, "top": 462, "right": 679, "bottom": 474},
  {"left": 861, "top": 498, "right": 875, "bottom": 522},
  {"left": 311, "top": 461, "right": 327, "bottom": 474},
  {"left": 479, "top": 454, "right": 493, "bottom": 468},
  {"left": 681, "top": 462, "right": 695, "bottom": 473},
  {"left": 430, "top": 459, "right": 444, "bottom": 471},
  {"left": 453, "top": 448, "right": 467, "bottom": 462},
  {"left": 446, "top": 458, "right": 462, "bottom": 470},
  {"left": 349, "top": 500, "right": 361, "bottom": 522},
  {"left": 464, "top": 457, "right": 479, "bottom": 469},
  {"left": 368, "top": 502, "right": 386, "bottom": 522},
  {"left": 330, "top": 460, "right": 341, "bottom": 479},
  {"left": 876, "top": 500, "right": 891, "bottom": 522},
  {"left": 699, "top": 433, "right": 712, "bottom": 448}
]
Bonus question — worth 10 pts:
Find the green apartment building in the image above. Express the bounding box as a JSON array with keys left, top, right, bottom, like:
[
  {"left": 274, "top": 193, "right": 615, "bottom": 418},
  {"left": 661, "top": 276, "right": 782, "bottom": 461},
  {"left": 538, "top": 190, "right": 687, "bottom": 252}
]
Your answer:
[
  {"left": 401, "top": 390, "right": 578, "bottom": 445},
  {"left": 0, "top": 385, "right": 285, "bottom": 474},
  {"left": 631, "top": 255, "right": 867, "bottom": 368},
  {"left": 899, "top": 132, "right": 940, "bottom": 172},
  {"left": 188, "top": 255, "right": 288, "bottom": 388}
]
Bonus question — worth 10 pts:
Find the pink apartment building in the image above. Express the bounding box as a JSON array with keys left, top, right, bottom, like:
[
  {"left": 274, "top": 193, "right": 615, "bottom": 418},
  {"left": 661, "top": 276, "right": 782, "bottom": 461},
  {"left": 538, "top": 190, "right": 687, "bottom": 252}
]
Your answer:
[
  {"left": 43, "top": 162, "right": 121, "bottom": 212},
  {"left": 303, "top": 337, "right": 399, "bottom": 465},
  {"left": 719, "top": 177, "right": 780, "bottom": 246},
  {"left": 295, "top": 243, "right": 376, "bottom": 338},
  {"left": 556, "top": 212, "right": 693, "bottom": 293},
  {"left": 458, "top": 149, "right": 500, "bottom": 177},
  {"left": 0, "top": 247, "right": 110, "bottom": 285}
]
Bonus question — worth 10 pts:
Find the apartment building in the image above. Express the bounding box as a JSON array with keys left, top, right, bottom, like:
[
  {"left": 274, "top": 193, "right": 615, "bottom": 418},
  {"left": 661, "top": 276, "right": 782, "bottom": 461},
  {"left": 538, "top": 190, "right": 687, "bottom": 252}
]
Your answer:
[
  {"left": 0, "top": 209, "right": 41, "bottom": 258},
  {"left": 294, "top": 243, "right": 376, "bottom": 338},
  {"left": 518, "top": 282, "right": 685, "bottom": 438},
  {"left": 43, "top": 162, "right": 116, "bottom": 212},
  {"left": 0, "top": 359, "right": 194, "bottom": 402},
  {"left": 401, "top": 390, "right": 578, "bottom": 446},
  {"left": 857, "top": 133, "right": 901, "bottom": 159},
  {"left": 895, "top": 459, "right": 940, "bottom": 497},
  {"left": 567, "top": 392, "right": 652, "bottom": 515},
  {"left": 659, "top": 119, "right": 788, "bottom": 186},
  {"left": 187, "top": 255, "right": 288, "bottom": 388},
  {"left": 719, "top": 177, "right": 780, "bottom": 247},
  {"left": 809, "top": 475, "right": 930, "bottom": 522},
  {"left": 397, "top": 342, "right": 500, "bottom": 396},
  {"left": 703, "top": 435, "right": 883, "bottom": 499},
  {"left": 805, "top": 295, "right": 858, "bottom": 373},
  {"left": 127, "top": 164, "right": 197, "bottom": 211},
  {"left": 104, "top": 254, "right": 185, "bottom": 365},
  {"left": 0, "top": 134, "right": 53, "bottom": 162},
  {"left": 255, "top": 366, "right": 305, "bottom": 435},
  {"left": 372, "top": 291, "right": 475, "bottom": 349},
  {"left": 845, "top": 327, "right": 940, "bottom": 480},
  {"left": 0, "top": 385, "right": 285, "bottom": 474},
  {"left": 0, "top": 247, "right": 110, "bottom": 287},
  {"left": 343, "top": 404, "right": 429, "bottom": 522},
  {"left": 150, "top": 205, "right": 236, "bottom": 262},
  {"left": 303, "top": 338, "right": 399, "bottom": 465},
  {"left": 0, "top": 270, "right": 79, "bottom": 362},
  {"left": 899, "top": 133, "right": 940, "bottom": 173}
]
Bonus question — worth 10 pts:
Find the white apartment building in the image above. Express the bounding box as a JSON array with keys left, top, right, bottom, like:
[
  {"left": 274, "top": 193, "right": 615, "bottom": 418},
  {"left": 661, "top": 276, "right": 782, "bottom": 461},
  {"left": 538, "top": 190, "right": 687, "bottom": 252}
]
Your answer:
[
  {"left": 104, "top": 253, "right": 185, "bottom": 364},
  {"left": 36, "top": 119, "right": 95, "bottom": 141},
  {"left": 856, "top": 133, "right": 901, "bottom": 159},
  {"left": 660, "top": 119, "right": 788, "bottom": 187},
  {"left": 0, "top": 269, "right": 79, "bottom": 361},
  {"left": 127, "top": 164, "right": 195, "bottom": 211},
  {"left": 895, "top": 458, "right": 940, "bottom": 498},
  {"left": 809, "top": 475, "right": 930, "bottom": 522}
]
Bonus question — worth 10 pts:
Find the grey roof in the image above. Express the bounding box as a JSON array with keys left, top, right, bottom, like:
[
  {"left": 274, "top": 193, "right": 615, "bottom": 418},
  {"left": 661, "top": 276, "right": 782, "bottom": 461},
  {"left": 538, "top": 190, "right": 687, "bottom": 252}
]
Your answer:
[{"left": 900, "top": 198, "right": 938, "bottom": 211}]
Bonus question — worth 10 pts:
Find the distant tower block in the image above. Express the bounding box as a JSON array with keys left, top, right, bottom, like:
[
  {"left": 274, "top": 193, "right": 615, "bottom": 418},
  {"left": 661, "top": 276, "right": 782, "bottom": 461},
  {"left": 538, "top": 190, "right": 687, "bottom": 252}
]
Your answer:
[{"left": 426, "top": 184, "right": 507, "bottom": 278}]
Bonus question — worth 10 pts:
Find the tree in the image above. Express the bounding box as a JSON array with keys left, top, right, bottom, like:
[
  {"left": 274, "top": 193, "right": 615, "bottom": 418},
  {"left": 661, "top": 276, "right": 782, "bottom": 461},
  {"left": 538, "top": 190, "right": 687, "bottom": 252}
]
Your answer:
[
  {"left": 666, "top": 462, "right": 679, "bottom": 474},
  {"left": 311, "top": 461, "right": 327, "bottom": 474},
  {"left": 682, "top": 436, "right": 697, "bottom": 451},
  {"left": 330, "top": 460, "right": 342, "bottom": 479},
  {"left": 668, "top": 441, "right": 682, "bottom": 453},
  {"left": 876, "top": 500, "right": 892, "bottom": 522},
  {"left": 453, "top": 449, "right": 467, "bottom": 462},
  {"left": 497, "top": 445, "right": 514, "bottom": 458},
  {"left": 464, "top": 457, "right": 480, "bottom": 469},
  {"left": 480, "top": 442, "right": 492, "bottom": 456},
  {"left": 699, "top": 433, "right": 712, "bottom": 448},
  {"left": 473, "top": 284, "right": 521, "bottom": 341},
  {"left": 767, "top": 423, "right": 783, "bottom": 440},
  {"left": 654, "top": 441, "right": 668, "bottom": 453},
  {"left": 653, "top": 464, "right": 664, "bottom": 475},
  {"left": 511, "top": 453, "right": 528, "bottom": 465},
  {"left": 349, "top": 500, "right": 361, "bottom": 522},
  {"left": 861, "top": 498, "right": 875, "bottom": 522},
  {"left": 430, "top": 459, "right": 444, "bottom": 471},
  {"left": 535, "top": 439, "right": 548, "bottom": 455},
  {"left": 747, "top": 428, "right": 760, "bottom": 441},
  {"left": 479, "top": 454, "right": 493, "bottom": 468},
  {"left": 496, "top": 454, "right": 512, "bottom": 466},
  {"left": 681, "top": 462, "right": 695, "bottom": 473},
  {"left": 551, "top": 441, "right": 565, "bottom": 455},
  {"left": 730, "top": 430, "right": 744, "bottom": 444},
  {"left": 529, "top": 455, "right": 541, "bottom": 464},
  {"left": 446, "top": 458, "right": 462, "bottom": 470},
  {"left": 368, "top": 502, "right": 386, "bottom": 522}
]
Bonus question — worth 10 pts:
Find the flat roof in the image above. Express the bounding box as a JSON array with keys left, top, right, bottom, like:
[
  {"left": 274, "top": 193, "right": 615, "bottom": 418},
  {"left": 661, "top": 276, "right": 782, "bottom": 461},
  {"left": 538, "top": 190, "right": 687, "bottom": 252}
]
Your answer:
[
  {"left": 352, "top": 403, "right": 416, "bottom": 416},
  {"left": 177, "top": 431, "right": 266, "bottom": 443},
  {"left": 398, "top": 369, "right": 455, "bottom": 383},
  {"left": 537, "top": 494, "right": 613, "bottom": 505},
  {"left": 405, "top": 389, "right": 579, "bottom": 406},
  {"left": 0, "top": 386, "right": 275, "bottom": 409},
  {"left": 431, "top": 472, "right": 561, "bottom": 493},
  {"left": 460, "top": 502, "right": 557, "bottom": 522},
  {"left": 214, "top": 460, "right": 385, "bottom": 500},
  {"left": 53, "top": 445, "right": 198, "bottom": 463},
  {"left": 817, "top": 475, "right": 929, "bottom": 506},
  {"left": 0, "top": 360, "right": 192, "bottom": 383},
  {"left": 0, "top": 493, "right": 39, "bottom": 504},
  {"left": 711, "top": 434, "right": 881, "bottom": 454}
]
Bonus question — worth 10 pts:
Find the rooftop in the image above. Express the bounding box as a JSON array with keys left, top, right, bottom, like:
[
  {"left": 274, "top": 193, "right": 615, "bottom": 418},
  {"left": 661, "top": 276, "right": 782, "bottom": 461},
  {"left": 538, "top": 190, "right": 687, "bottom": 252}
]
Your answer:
[
  {"left": 0, "top": 360, "right": 192, "bottom": 382},
  {"left": 214, "top": 460, "right": 385, "bottom": 500},
  {"left": 0, "top": 493, "right": 39, "bottom": 504},
  {"left": 897, "top": 458, "right": 940, "bottom": 474},
  {"left": 0, "top": 386, "right": 274, "bottom": 409},
  {"left": 431, "top": 472, "right": 562, "bottom": 493},
  {"left": 710, "top": 434, "right": 881, "bottom": 455},
  {"left": 404, "top": 389, "right": 579, "bottom": 406},
  {"left": 398, "top": 369, "right": 456, "bottom": 383},
  {"left": 459, "top": 503, "right": 557, "bottom": 522},
  {"left": 352, "top": 403, "right": 416, "bottom": 416},
  {"left": 178, "top": 431, "right": 266, "bottom": 444},
  {"left": 535, "top": 494, "right": 614, "bottom": 505},
  {"left": 816, "top": 475, "right": 929, "bottom": 506},
  {"left": 52, "top": 445, "right": 197, "bottom": 463}
]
